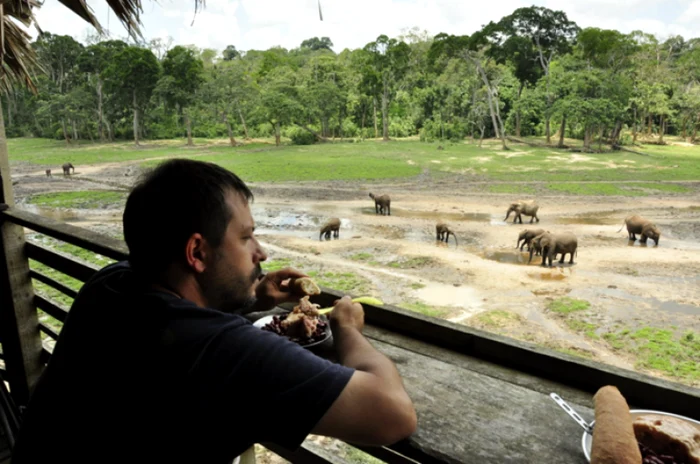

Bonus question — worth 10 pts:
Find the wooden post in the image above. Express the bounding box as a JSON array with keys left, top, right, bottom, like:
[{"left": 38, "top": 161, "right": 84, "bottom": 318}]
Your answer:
[{"left": 0, "top": 97, "right": 43, "bottom": 407}]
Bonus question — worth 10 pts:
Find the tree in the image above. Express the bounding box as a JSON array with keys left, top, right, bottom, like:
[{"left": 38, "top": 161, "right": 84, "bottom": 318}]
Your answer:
[
  {"left": 103, "top": 46, "right": 160, "bottom": 145},
  {"left": 161, "top": 46, "right": 205, "bottom": 145},
  {"left": 205, "top": 61, "right": 257, "bottom": 146},
  {"left": 223, "top": 45, "right": 240, "bottom": 61},
  {"left": 363, "top": 35, "right": 410, "bottom": 141},
  {"left": 300, "top": 37, "right": 334, "bottom": 52},
  {"left": 495, "top": 7, "right": 579, "bottom": 143},
  {"left": 257, "top": 67, "right": 302, "bottom": 145}
]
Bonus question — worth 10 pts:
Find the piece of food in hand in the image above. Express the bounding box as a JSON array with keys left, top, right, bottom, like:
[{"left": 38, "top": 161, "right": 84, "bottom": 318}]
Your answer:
[
  {"left": 292, "top": 277, "right": 321, "bottom": 296},
  {"left": 591, "top": 385, "right": 643, "bottom": 464},
  {"left": 634, "top": 414, "right": 700, "bottom": 464}
]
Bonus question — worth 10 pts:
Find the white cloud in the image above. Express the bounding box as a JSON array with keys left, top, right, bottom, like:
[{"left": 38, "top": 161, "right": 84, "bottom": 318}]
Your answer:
[{"left": 26, "top": 0, "right": 700, "bottom": 53}]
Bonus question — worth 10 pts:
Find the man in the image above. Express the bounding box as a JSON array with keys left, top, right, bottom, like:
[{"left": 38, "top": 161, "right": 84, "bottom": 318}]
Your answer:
[{"left": 11, "top": 159, "right": 416, "bottom": 464}]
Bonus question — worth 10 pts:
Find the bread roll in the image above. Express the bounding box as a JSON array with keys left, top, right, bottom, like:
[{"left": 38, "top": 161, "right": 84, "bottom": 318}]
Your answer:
[
  {"left": 591, "top": 386, "right": 642, "bottom": 464},
  {"left": 292, "top": 277, "right": 320, "bottom": 296}
]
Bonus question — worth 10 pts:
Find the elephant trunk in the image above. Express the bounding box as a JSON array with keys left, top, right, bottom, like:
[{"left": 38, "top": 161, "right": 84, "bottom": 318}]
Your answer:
[
  {"left": 528, "top": 248, "right": 534, "bottom": 264},
  {"left": 505, "top": 210, "right": 512, "bottom": 221},
  {"left": 451, "top": 232, "right": 458, "bottom": 247},
  {"left": 319, "top": 231, "right": 324, "bottom": 241}
]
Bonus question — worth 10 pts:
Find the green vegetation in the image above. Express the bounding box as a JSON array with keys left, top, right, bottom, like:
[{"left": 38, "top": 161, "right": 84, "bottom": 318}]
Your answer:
[
  {"left": 546, "top": 297, "right": 591, "bottom": 314},
  {"left": 488, "top": 184, "right": 537, "bottom": 195},
  {"left": 474, "top": 310, "right": 523, "bottom": 329},
  {"left": 28, "top": 190, "right": 126, "bottom": 209},
  {"left": 545, "top": 182, "right": 692, "bottom": 196},
  {"left": 410, "top": 282, "right": 426, "bottom": 290},
  {"left": 399, "top": 301, "right": 447, "bottom": 318},
  {"left": 306, "top": 271, "right": 371, "bottom": 295},
  {"left": 388, "top": 256, "right": 436, "bottom": 269},
  {"left": 261, "top": 258, "right": 293, "bottom": 273},
  {"left": 603, "top": 328, "right": 700, "bottom": 382}
]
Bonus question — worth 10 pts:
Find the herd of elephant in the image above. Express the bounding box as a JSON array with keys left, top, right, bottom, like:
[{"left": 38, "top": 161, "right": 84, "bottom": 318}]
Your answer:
[
  {"left": 318, "top": 196, "right": 662, "bottom": 268},
  {"left": 45, "top": 163, "right": 75, "bottom": 177}
]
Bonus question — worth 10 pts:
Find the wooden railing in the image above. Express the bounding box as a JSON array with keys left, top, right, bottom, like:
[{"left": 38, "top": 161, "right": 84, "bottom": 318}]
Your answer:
[{"left": 2, "top": 205, "right": 700, "bottom": 463}]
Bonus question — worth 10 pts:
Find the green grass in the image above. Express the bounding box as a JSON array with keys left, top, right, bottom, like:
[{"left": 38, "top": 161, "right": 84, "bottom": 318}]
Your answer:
[
  {"left": 9, "top": 137, "right": 700, "bottom": 185},
  {"left": 306, "top": 270, "right": 371, "bottom": 295},
  {"left": 28, "top": 190, "right": 126, "bottom": 209},
  {"left": 545, "top": 182, "right": 692, "bottom": 196},
  {"left": 387, "top": 256, "right": 435, "bottom": 269},
  {"left": 603, "top": 328, "right": 700, "bottom": 382},
  {"left": 350, "top": 252, "right": 373, "bottom": 261},
  {"left": 410, "top": 282, "right": 426, "bottom": 290},
  {"left": 473, "top": 310, "right": 523, "bottom": 328},
  {"left": 400, "top": 301, "right": 447, "bottom": 318},
  {"left": 261, "top": 258, "right": 293, "bottom": 272},
  {"left": 547, "top": 297, "right": 591, "bottom": 314}
]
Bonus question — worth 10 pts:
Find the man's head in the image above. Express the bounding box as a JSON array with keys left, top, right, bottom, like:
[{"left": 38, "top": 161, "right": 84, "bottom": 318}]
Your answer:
[{"left": 123, "top": 159, "right": 267, "bottom": 313}]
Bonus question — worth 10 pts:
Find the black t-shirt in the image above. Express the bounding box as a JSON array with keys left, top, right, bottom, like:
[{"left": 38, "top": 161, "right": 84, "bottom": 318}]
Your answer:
[{"left": 11, "top": 261, "right": 354, "bottom": 464}]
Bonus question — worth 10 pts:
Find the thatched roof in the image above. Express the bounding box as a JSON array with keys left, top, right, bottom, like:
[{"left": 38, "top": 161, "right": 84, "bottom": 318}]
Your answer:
[{"left": 0, "top": 0, "right": 205, "bottom": 94}]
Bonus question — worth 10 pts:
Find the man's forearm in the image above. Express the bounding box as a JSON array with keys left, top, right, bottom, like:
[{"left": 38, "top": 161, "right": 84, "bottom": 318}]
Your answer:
[{"left": 333, "top": 325, "right": 405, "bottom": 389}]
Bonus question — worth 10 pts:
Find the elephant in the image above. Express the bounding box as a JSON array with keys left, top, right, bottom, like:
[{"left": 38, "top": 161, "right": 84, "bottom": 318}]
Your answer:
[
  {"left": 517, "top": 228, "right": 545, "bottom": 252},
  {"left": 436, "top": 223, "right": 458, "bottom": 245},
  {"left": 505, "top": 200, "right": 540, "bottom": 224},
  {"left": 529, "top": 232, "right": 578, "bottom": 267},
  {"left": 62, "top": 163, "right": 75, "bottom": 176},
  {"left": 618, "top": 215, "right": 661, "bottom": 245},
  {"left": 45, "top": 169, "right": 51, "bottom": 177},
  {"left": 319, "top": 218, "right": 341, "bottom": 241},
  {"left": 369, "top": 193, "right": 391, "bottom": 216}
]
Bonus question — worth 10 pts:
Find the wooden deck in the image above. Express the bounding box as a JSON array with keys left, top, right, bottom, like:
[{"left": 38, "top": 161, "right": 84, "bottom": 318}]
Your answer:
[{"left": 2, "top": 205, "right": 700, "bottom": 464}]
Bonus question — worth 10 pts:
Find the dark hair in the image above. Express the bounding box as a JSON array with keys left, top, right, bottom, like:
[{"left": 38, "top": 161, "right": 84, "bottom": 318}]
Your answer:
[{"left": 123, "top": 159, "right": 253, "bottom": 276}]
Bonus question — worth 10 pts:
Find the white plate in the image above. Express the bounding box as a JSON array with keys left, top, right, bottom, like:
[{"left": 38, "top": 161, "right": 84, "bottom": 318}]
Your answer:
[
  {"left": 253, "top": 314, "right": 332, "bottom": 348},
  {"left": 582, "top": 409, "right": 700, "bottom": 462}
]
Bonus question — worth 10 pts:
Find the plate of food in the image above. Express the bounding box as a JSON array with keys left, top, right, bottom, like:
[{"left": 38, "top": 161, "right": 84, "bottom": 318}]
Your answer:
[
  {"left": 582, "top": 386, "right": 700, "bottom": 464},
  {"left": 253, "top": 277, "right": 332, "bottom": 348}
]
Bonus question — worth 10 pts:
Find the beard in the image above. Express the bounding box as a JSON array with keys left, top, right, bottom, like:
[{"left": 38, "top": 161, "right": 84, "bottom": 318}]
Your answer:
[{"left": 199, "top": 253, "right": 262, "bottom": 314}]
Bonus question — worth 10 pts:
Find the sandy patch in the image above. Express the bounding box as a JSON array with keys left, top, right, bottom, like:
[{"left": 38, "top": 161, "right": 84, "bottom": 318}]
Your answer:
[{"left": 431, "top": 160, "right": 442, "bottom": 164}]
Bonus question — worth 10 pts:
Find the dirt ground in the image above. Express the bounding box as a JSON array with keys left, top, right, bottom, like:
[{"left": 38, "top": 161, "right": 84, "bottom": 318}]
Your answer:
[{"left": 9, "top": 159, "right": 700, "bottom": 384}]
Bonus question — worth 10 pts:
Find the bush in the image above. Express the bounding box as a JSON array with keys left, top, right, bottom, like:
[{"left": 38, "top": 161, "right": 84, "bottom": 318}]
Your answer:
[
  {"left": 388, "top": 117, "right": 415, "bottom": 138},
  {"left": 287, "top": 126, "right": 316, "bottom": 145},
  {"left": 340, "top": 118, "right": 360, "bottom": 138}
]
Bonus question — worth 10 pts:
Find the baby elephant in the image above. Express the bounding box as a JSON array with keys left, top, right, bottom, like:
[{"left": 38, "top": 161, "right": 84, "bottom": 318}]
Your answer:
[
  {"left": 505, "top": 200, "right": 540, "bottom": 224},
  {"left": 62, "top": 162, "right": 75, "bottom": 176},
  {"left": 436, "top": 223, "right": 458, "bottom": 245},
  {"left": 369, "top": 193, "right": 391, "bottom": 216},
  {"left": 618, "top": 215, "right": 661, "bottom": 245},
  {"left": 517, "top": 228, "right": 545, "bottom": 252},
  {"left": 319, "top": 218, "right": 341, "bottom": 241},
  {"left": 529, "top": 232, "right": 578, "bottom": 267},
  {"left": 45, "top": 169, "right": 52, "bottom": 177}
]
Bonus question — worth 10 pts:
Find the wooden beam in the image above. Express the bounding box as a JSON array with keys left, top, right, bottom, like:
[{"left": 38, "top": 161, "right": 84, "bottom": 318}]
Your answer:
[
  {"left": 34, "top": 295, "right": 68, "bottom": 323},
  {"left": 2, "top": 207, "right": 128, "bottom": 261},
  {"left": 263, "top": 442, "right": 341, "bottom": 464},
  {"left": 38, "top": 323, "right": 60, "bottom": 341},
  {"left": 29, "top": 269, "right": 78, "bottom": 299},
  {"left": 0, "top": 109, "right": 43, "bottom": 407},
  {"left": 25, "top": 241, "right": 100, "bottom": 282}
]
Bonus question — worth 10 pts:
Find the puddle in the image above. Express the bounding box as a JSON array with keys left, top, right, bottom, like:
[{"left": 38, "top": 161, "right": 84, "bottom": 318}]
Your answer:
[
  {"left": 414, "top": 282, "right": 483, "bottom": 310},
  {"left": 527, "top": 270, "right": 570, "bottom": 281},
  {"left": 481, "top": 250, "right": 534, "bottom": 265},
  {"left": 571, "top": 287, "right": 699, "bottom": 316},
  {"left": 21, "top": 204, "right": 121, "bottom": 224},
  {"left": 556, "top": 216, "right": 620, "bottom": 225}
]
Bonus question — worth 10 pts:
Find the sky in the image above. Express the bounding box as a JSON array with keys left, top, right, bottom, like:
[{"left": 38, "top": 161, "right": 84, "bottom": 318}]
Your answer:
[{"left": 30, "top": 0, "right": 700, "bottom": 54}]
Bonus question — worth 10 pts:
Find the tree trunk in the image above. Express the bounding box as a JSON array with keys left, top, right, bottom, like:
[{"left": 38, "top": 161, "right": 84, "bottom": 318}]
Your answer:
[
  {"left": 478, "top": 127, "right": 485, "bottom": 147},
  {"left": 598, "top": 127, "right": 604, "bottom": 152},
  {"left": 106, "top": 120, "right": 114, "bottom": 142},
  {"left": 72, "top": 120, "right": 78, "bottom": 141},
  {"left": 133, "top": 91, "right": 140, "bottom": 146},
  {"left": 185, "top": 112, "right": 193, "bottom": 146},
  {"left": 296, "top": 123, "right": 325, "bottom": 142},
  {"left": 238, "top": 109, "right": 249, "bottom": 140},
  {"left": 471, "top": 56, "right": 507, "bottom": 150},
  {"left": 611, "top": 119, "right": 622, "bottom": 145},
  {"left": 360, "top": 107, "right": 366, "bottom": 140},
  {"left": 558, "top": 115, "right": 567, "bottom": 147},
  {"left": 633, "top": 107, "right": 638, "bottom": 143},
  {"left": 97, "top": 78, "right": 105, "bottom": 142},
  {"left": 6, "top": 95, "right": 12, "bottom": 128},
  {"left": 381, "top": 77, "right": 389, "bottom": 141},
  {"left": 225, "top": 114, "right": 237, "bottom": 147},
  {"left": 659, "top": 115, "right": 665, "bottom": 144},
  {"left": 274, "top": 121, "right": 281, "bottom": 146},
  {"left": 680, "top": 116, "right": 688, "bottom": 139},
  {"left": 373, "top": 97, "right": 378, "bottom": 139},
  {"left": 691, "top": 122, "right": 698, "bottom": 142},
  {"left": 647, "top": 114, "right": 653, "bottom": 135},
  {"left": 583, "top": 126, "right": 591, "bottom": 150},
  {"left": 545, "top": 73, "right": 552, "bottom": 144},
  {"left": 515, "top": 82, "right": 524, "bottom": 137},
  {"left": 61, "top": 119, "right": 70, "bottom": 145}
]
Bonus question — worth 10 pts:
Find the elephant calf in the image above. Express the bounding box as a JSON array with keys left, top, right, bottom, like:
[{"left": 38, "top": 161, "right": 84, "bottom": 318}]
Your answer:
[
  {"left": 619, "top": 215, "right": 661, "bottom": 245},
  {"left": 505, "top": 200, "right": 540, "bottom": 224},
  {"left": 369, "top": 193, "right": 391, "bottom": 216},
  {"left": 62, "top": 162, "right": 75, "bottom": 176},
  {"left": 319, "top": 218, "right": 341, "bottom": 241},
  {"left": 436, "top": 222, "right": 458, "bottom": 245},
  {"left": 529, "top": 232, "right": 578, "bottom": 267},
  {"left": 517, "top": 228, "right": 545, "bottom": 252}
]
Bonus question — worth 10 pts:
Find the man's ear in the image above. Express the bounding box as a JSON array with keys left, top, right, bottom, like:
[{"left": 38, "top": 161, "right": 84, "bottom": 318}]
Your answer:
[{"left": 184, "top": 233, "right": 209, "bottom": 274}]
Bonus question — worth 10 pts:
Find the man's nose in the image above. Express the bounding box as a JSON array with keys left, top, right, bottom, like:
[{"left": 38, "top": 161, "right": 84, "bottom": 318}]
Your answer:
[{"left": 255, "top": 240, "right": 268, "bottom": 262}]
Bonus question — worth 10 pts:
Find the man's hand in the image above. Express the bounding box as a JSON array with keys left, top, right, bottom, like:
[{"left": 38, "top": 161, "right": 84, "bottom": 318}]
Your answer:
[
  {"left": 329, "top": 296, "right": 364, "bottom": 333},
  {"left": 253, "top": 268, "right": 308, "bottom": 312}
]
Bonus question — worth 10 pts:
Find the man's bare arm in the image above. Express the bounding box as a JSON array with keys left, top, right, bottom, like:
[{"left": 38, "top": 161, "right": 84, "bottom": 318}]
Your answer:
[{"left": 311, "top": 298, "right": 417, "bottom": 446}]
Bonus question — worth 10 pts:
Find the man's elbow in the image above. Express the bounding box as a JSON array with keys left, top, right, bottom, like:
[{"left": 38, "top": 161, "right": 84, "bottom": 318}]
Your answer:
[{"left": 374, "top": 396, "right": 418, "bottom": 445}]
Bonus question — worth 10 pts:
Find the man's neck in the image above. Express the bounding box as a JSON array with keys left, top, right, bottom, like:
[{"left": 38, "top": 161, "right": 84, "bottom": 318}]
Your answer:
[{"left": 151, "top": 277, "right": 208, "bottom": 308}]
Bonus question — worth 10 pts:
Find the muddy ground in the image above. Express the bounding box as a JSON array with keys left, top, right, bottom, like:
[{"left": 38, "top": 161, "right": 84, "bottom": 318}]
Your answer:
[{"left": 9, "top": 159, "right": 700, "bottom": 386}]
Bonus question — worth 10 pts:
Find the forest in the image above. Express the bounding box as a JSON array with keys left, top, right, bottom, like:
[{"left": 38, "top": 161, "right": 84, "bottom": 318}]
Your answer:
[{"left": 3, "top": 6, "right": 700, "bottom": 150}]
